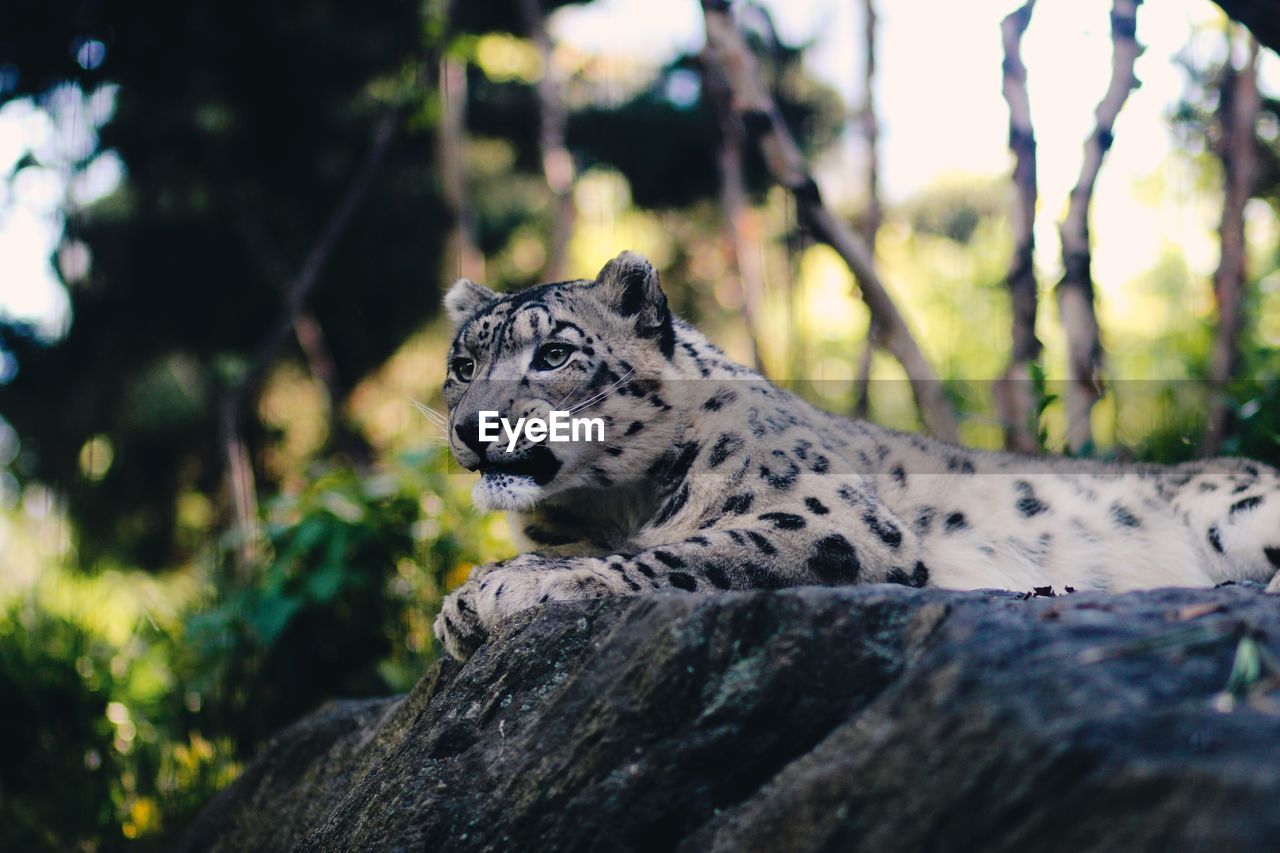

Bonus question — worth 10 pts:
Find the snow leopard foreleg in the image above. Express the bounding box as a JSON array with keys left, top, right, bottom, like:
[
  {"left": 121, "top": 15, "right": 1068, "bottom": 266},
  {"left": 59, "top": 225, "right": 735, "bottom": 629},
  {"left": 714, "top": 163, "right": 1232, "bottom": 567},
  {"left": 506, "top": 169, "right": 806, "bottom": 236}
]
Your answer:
[{"left": 432, "top": 511, "right": 922, "bottom": 660}]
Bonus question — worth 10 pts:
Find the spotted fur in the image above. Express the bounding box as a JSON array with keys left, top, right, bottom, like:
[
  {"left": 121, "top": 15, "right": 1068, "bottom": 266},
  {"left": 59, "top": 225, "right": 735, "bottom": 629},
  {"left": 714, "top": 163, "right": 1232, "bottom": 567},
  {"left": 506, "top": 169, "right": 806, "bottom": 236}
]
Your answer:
[{"left": 432, "top": 251, "right": 1280, "bottom": 659}]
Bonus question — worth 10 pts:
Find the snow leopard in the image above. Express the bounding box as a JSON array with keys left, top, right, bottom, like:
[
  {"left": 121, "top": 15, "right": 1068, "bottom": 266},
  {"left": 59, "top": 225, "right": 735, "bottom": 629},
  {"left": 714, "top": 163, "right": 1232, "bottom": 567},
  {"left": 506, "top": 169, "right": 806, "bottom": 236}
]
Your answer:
[{"left": 432, "top": 250, "right": 1280, "bottom": 660}]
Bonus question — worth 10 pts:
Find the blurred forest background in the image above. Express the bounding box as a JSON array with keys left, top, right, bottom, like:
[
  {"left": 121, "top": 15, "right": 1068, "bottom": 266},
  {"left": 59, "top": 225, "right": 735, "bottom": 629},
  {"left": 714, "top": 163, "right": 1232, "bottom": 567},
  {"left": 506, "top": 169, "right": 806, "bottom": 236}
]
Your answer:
[{"left": 0, "top": 0, "right": 1278, "bottom": 847}]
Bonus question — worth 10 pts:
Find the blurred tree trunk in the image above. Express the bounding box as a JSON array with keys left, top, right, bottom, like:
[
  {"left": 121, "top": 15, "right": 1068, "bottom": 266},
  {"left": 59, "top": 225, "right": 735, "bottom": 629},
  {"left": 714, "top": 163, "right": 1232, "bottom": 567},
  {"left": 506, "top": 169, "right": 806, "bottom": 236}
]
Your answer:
[
  {"left": 994, "top": 0, "right": 1043, "bottom": 454},
  {"left": 439, "top": 52, "right": 484, "bottom": 283},
  {"left": 852, "top": 0, "right": 881, "bottom": 420},
  {"left": 700, "top": 0, "right": 958, "bottom": 442},
  {"left": 1204, "top": 31, "right": 1261, "bottom": 457},
  {"left": 744, "top": 3, "right": 804, "bottom": 383},
  {"left": 702, "top": 45, "right": 767, "bottom": 373},
  {"left": 855, "top": 0, "right": 883, "bottom": 249},
  {"left": 1057, "top": 0, "right": 1142, "bottom": 453},
  {"left": 518, "top": 0, "right": 577, "bottom": 281},
  {"left": 1209, "top": 0, "right": 1279, "bottom": 53},
  {"left": 721, "top": 139, "right": 768, "bottom": 374}
]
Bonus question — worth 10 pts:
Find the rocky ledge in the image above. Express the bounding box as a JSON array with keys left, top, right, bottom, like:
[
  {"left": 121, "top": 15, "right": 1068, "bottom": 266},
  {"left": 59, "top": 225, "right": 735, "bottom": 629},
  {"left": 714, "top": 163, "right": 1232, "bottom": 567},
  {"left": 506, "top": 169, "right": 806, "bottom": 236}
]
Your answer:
[{"left": 180, "top": 584, "right": 1280, "bottom": 852}]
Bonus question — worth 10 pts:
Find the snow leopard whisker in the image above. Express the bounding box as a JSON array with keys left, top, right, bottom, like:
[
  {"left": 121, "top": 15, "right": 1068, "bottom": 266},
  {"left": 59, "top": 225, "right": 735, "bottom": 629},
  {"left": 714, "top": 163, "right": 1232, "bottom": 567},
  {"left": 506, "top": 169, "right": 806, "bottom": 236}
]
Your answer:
[
  {"left": 554, "top": 375, "right": 589, "bottom": 410},
  {"left": 411, "top": 399, "right": 449, "bottom": 430},
  {"left": 566, "top": 368, "right": 635, "bottom": 415}
]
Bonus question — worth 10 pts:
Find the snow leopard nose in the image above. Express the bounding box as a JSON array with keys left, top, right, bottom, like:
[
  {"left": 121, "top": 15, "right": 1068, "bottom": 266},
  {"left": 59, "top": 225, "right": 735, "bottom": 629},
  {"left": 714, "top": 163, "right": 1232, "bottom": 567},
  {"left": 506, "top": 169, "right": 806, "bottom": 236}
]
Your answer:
[{"left": 454, "top": 415, "right": 493, "bottom": 459}]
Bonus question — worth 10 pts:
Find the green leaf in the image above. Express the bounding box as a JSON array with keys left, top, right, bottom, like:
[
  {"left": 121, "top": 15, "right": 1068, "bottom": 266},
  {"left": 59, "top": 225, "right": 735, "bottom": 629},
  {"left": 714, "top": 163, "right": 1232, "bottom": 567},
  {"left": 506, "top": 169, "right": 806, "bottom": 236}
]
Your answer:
[
  {"left": 306, "top": 525, "right": 351, "bottom": 602},
  {"left": 249, "top": 595, "right": 303, "bottom": 646}
]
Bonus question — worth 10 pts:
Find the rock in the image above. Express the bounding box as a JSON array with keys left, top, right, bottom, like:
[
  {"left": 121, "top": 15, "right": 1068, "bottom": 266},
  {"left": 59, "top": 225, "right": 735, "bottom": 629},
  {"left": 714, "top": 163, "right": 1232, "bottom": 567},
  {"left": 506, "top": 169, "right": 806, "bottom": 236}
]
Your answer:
[{"left": 179, "top": 585, "right": 1280, "bottom": 852}]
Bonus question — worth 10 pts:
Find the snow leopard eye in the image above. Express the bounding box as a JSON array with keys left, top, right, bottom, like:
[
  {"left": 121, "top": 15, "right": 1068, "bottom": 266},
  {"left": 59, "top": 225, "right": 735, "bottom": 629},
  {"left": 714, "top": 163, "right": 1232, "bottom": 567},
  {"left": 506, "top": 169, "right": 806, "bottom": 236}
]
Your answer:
[
  {"left": 450, "top": 356, "right": 476, "bottom": 382},
  {"left": 532, "top": 343, "right": 574, "bottom": 371}
]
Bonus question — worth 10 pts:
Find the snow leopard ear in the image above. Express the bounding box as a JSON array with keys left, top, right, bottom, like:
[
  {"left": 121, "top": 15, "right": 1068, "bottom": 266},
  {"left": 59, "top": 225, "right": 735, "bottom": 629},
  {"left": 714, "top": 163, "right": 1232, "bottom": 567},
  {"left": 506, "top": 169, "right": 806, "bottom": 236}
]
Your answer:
[
  {"left": 444, "top": 278, "right": 497, "bottom": 327},
  {"left": 593, "top": 252, "right": 673, "bottom": 352}
]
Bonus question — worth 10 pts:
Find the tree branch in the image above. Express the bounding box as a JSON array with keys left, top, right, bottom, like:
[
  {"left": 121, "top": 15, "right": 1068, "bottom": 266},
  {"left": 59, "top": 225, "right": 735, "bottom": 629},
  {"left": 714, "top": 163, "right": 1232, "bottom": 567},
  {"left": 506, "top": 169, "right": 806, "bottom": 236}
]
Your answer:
[
  {"left": 701, "top": 39, "right": 766, "bottom": 373},
  {"left": 439, "top": 52, "right": 484, "bottom": 282},
  {"left": 699, "top": 0, "right": 958, "bottom": 441},
  {"left": 1056, "top": 0, "right": 1142, "bottom": 452},
  {"left": 518, "top": 0, "right": 578, "bottom": 281},
  {"left": 994, "top": 0, "right": 1043, "bottom": 453},
  {"left": 856, "top": 0, "right": 883, "bottom": 249},
  {"left": 1204, "top": 31, "right": 1260, "bottom": 456},
  {"left": 233, "top": 196, "right": 374, "bottom": 465},
  {"left": 851, "top": 0, "right": 882, "bottom": 419},
  {"left": 220, "top": 112, "right": 399, "bottom": 572}
]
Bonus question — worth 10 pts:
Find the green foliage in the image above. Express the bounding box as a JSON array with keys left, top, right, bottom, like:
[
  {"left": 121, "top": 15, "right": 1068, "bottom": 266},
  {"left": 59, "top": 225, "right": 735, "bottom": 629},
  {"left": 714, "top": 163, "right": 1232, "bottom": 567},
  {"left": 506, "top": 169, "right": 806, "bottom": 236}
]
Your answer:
[
  {"left": 183, "top": 449, "right": 507, "bottom": 751},
  {"left": 1171, "top": 32, "right": 1280, "bottom": 210},
  {"left": 1028, "top": 361, "right": 1058, "bottom": 452},
  {"left": 187, "top": 470, "right": 416, "bottom": 750},
  {"left": 566, "top": 51, "right": 843, "bottom": 211},
  {"left": 0, "top": 0, "right": 448, "bottom": 570},
  {"left": 0, "top": 592, "right": 239, "bottom": 847},
  {"left": 899, "top": 179, "right": 1009, "bottom": 246},
  {"left": 0, "top": 609, "right": 121, "bottom": 850},
  {"left": 448, "top": 0, "right": 586, "bottom": 38},
  {"left": 0, "top": 448, "right": 509, "bottom": 846}
]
